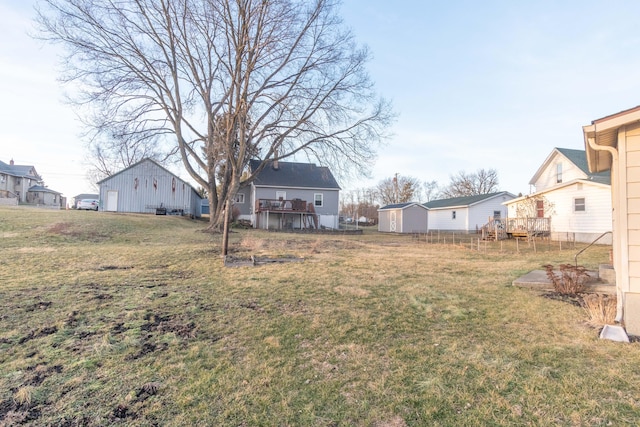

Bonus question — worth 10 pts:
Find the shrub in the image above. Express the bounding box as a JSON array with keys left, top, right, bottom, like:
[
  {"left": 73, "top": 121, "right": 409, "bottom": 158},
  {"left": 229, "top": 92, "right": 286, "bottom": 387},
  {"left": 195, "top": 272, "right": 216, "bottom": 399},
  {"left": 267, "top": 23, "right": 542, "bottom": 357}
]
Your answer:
[
  {"left": 582, "top": 293, "right": 617, "bottom": 328},
  {"left": 543, "top": 264, "right": 590, "bottom": 295}
]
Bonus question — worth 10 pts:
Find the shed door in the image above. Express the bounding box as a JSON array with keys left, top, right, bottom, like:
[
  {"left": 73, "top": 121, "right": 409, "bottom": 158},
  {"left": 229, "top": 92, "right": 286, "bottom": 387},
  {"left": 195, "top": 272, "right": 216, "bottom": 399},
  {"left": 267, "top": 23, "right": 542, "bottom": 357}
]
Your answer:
[
  {"left": 390, "top": 211, "right": 397, "bottom": 232},
  {"left": 106, "top": 190, "right": 118, "bottom": 212}
]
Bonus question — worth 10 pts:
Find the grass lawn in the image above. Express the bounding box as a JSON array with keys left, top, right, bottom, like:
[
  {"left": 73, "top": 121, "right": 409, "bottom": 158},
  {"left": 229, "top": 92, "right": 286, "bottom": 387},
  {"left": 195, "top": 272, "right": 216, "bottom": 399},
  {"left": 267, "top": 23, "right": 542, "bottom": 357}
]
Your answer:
[{"left": 0, "top": 206, "right": 638, "bottom": 426}]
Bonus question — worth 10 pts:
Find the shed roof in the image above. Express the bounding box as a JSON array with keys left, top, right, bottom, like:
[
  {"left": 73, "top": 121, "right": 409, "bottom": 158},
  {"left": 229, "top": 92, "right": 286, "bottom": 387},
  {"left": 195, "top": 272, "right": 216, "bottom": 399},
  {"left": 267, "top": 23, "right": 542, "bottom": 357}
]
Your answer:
[
  {"left": 249, "top": 159, "right": 340, "bottom": 190},
  {"left": 379, "top": 202, "right": 428, "bottom": 211},
  {"left": 423, "top": 192, "right": 514, "bottom": 209},
  {"left": 28, "top": 185, "right": 61, "bottom": 195}
]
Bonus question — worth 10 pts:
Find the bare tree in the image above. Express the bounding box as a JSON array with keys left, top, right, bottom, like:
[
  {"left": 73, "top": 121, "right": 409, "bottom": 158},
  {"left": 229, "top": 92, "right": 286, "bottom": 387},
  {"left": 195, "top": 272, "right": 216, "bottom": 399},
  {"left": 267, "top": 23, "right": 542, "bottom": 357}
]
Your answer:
[
  {"left": 376, "top": 174, "right": 421, "bottom": 205},
  {"left": 513, "top": 194, "right": 556, "bottom": 218},
  {"left": 440, "top": 168, "right": 499, "bottom": 198},
  {"left": 84, "top": 133, "right": 166, "bottom": 186},
  {"left": 340, "top": 188, "right": 378, "bottom": 223},
  {"left": 36, "top": 0, "right": 392, "bottom": 243},
  {"left": 423, "top": 180, "right": 440, "bottom": 202}
]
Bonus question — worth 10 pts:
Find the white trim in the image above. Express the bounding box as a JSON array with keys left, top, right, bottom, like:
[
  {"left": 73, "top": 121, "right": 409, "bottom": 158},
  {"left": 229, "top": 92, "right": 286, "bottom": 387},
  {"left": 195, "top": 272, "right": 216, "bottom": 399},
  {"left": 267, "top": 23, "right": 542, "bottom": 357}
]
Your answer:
[{"left": 314, "top": 192, "right": 323, "bottom": 207}]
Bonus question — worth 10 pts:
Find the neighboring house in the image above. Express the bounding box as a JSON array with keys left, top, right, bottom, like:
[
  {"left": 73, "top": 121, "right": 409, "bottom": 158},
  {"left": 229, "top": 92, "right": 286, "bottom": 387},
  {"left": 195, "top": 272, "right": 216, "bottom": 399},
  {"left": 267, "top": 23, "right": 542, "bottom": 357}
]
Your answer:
[
  {"left": 0, "top": 159, "right": 41, "bottom": 204},
  {"left": 424, "top": 192, "right": 515, "bottom": 232},
  {"left": 26, "top": 185, "right": 63, "bottom": 208},
  {"left": 584, "top": 105, "right": 640, "bottom": 335},
  {"left": 97, "top": 158, "right": 202, "bottom": 217},
  {"left": 378, "top": 202, "right": 428, "bottom": 233},
  {"left": 72, "top": 193, "right": 99, "bottom": 209},
  {"left": 235, "top": 159, "right": 341, "bottom": 230},
  {"left": 0, "top": 159, "right": 63, "bottom": 207},
  {"left": 504, "top": 147, "right": 612, "bottom": 244}
]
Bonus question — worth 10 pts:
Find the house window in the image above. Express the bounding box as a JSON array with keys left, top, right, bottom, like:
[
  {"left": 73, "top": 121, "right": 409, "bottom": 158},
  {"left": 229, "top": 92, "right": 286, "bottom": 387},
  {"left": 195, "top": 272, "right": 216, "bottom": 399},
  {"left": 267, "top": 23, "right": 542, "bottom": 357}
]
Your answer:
[
  {"left": 493, "top": 210, "right": 501, "bottom": 219},
  {"left": 536, "top": 200, "right": 544, "bottom": 218},
  {"left": 574, "top": 197, "right": 586, "bottom": 212},
  {"left": 452, "top": 211, "right": 456, "bottom": 220},
  {"left": 276, "top": 191, "right": 286, "bottom": 201},
  {"left": 556, "top": 163, "right": 562, "bottom": 183},
  {"left": 314, "top": 193, "right": 323, "bottom": 207},
  {"left": 233, "top": 193, "right": 245, "bottom": 204}
]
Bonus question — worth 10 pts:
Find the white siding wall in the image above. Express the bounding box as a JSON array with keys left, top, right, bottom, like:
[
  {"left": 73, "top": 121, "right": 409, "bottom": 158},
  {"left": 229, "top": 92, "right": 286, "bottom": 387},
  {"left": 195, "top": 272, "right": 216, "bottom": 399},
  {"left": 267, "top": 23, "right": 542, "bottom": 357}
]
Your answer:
[
  {"left": 467, "top": 197, "right": 511, "bottom": 231},
  {"left": 506, "top": 182, "right": 611, "bottom": 243},
  {"left": 428, "top": 207, "right": 470, "bottom": 231},
  {"left": 533, "top": 151, "right": 587, "bottom": 191}
]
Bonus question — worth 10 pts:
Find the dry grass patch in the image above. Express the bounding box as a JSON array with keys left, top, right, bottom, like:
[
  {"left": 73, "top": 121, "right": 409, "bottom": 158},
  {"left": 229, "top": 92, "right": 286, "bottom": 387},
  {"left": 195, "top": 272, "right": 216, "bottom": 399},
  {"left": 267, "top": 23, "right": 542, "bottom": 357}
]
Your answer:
[
  {"left": 583, "top": 293, "right": 617, "bottom": 328},
  {"left": 1, "top": 206, "right": 637, "bottom": 426}
]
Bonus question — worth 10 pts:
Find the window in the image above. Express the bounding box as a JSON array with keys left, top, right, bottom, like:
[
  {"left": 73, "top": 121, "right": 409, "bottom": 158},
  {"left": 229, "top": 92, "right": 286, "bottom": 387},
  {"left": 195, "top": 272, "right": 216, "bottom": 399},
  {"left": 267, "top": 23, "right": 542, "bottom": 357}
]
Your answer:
[
  {"left": 276, "top": 191, "right": 286, "bottom": 201},
  {"left": 536, "top": 200, "right": 544, "bottom": 218},
  {"left": 314, "top": 193, "right": 323, "bottom": 207},
  {"left": 452, "top": 211, "right": 456, "bottom": 220},
  {"left": 493, "top": 210, "right": 501, "bottom": 219},
  {"left": 233, "top": 193, "right": 245, "bottom": 204},
  {"left": 574, "top": 197, "right": 586, "bottom": 212},
  {"left": 556, "top": 163, "right": 563, "bottom": 183}
]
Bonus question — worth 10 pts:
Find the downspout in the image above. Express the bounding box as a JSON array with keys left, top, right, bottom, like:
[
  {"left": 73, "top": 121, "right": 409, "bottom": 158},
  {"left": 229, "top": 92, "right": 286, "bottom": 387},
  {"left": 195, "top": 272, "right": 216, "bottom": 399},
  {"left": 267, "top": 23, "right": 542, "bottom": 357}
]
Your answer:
[{"left": 586, "top": 130, "right": 622, "bottom": 322}]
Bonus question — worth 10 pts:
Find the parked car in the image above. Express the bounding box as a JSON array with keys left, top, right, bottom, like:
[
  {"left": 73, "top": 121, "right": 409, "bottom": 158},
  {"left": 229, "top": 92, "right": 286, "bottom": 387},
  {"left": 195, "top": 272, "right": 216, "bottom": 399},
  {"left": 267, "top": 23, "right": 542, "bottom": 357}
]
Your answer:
[{"left": 77, "top": 199, "right": 99, "bottom": 210}]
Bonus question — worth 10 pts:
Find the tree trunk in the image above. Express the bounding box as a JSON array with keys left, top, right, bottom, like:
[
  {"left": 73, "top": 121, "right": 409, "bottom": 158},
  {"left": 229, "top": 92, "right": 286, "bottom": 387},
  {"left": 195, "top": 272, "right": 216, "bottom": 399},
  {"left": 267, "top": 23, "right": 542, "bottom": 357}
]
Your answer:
[{"left": 222, "top": 199, "right": 231, "bottom": 256}]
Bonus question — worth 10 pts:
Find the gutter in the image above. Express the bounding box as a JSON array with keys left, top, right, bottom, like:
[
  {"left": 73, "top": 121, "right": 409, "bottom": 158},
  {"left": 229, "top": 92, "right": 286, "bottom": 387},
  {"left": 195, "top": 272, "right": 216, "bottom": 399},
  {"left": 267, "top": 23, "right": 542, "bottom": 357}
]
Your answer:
[{"left": 586, "top": 127, "right": 623, "bottom": 322}]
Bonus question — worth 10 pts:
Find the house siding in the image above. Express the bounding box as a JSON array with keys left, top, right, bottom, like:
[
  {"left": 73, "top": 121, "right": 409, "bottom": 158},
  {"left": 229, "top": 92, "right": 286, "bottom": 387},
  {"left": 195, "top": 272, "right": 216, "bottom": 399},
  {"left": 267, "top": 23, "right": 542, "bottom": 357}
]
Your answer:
[
  {"left": 467, "top": 196, "right": 510, "bottom": 231},
  {"left": 428, "top": 195, "right": 512, "bottom": 232},
  {"left": 624, "top": 124, "right": 640, "bottom": 295},
  {"left": 428, "top": 207, "right": 470, "bottom": 231},
  {"left": 98, "top": 160, "right": 201, "bottom": 217},
  {"left": 252, "top": 186, "right": 339, "bottom": 229},
  {"left": 508, "top": 182, "right": 611, "bottom": 243},
  {"left": 533, "top": 151, "right": 587, "bottom": 192}
]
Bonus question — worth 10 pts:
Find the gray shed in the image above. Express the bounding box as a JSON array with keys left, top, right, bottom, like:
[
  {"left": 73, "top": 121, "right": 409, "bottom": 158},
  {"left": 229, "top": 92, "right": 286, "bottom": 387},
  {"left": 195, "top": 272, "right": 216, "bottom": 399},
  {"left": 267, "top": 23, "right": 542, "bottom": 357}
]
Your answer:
[
  {"left": 97, "top": 158, "right": 202, "bottom": 217},
  {"left": 378, "top": 202, "right": 429, "bottom": 233}
]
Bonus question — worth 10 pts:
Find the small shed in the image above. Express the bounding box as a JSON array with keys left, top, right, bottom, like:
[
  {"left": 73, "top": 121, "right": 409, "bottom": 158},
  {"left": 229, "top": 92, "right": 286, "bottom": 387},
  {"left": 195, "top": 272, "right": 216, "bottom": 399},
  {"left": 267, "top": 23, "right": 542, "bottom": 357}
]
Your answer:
[
  {"left": 378, "top": 202, "right": 428, "bottom": 233},
  {"left": 424, "top": 192, "right": 515, "bottom": 232},
  {"left": 97, "top": 158, "right": 202, "bottom": 217}
]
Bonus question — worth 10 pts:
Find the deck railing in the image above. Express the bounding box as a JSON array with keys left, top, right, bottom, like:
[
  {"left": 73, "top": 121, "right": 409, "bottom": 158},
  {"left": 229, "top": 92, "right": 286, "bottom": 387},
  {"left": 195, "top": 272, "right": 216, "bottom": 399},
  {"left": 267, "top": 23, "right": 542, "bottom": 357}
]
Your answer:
[
  {"left": 256, "top": 198, "right": 309, "bottom": 213},
  {"left": 480, "top": 217, "right": 551, "bottom": 240}
]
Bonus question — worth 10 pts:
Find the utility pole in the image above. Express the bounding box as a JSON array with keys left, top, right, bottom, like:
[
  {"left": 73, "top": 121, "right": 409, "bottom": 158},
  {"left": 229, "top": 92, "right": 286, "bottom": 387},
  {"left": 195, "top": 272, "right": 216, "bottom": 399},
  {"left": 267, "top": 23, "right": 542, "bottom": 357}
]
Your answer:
[{"left": 393, "top": 173, "right": 399, "bottom": 204}]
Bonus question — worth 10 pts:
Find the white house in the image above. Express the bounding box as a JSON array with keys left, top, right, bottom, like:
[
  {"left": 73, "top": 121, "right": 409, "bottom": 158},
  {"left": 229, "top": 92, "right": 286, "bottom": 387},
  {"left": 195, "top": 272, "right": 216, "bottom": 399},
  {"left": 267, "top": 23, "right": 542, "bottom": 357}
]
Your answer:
[
  {"left": 97, "top": 158, "right": 202, "bottom": 217},
  {"left": 424, "top": 192, "right": 515, "bottom": 232},
  {"left": 505, "top": 147, "right": 612, "bottom": 244},
  {"left": 378, "top": 202, "right": 428, "bottom": 233},
  {"left": 583, "top": 105, "right": 640, "bottom": 335}
]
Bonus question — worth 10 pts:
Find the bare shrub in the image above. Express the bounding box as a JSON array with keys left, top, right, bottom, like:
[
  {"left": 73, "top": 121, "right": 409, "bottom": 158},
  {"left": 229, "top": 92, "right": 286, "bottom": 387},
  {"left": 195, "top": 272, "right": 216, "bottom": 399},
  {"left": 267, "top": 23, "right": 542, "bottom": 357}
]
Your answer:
[
  {"left": 582, "top": 294, "right": 617, "bottom": 328},
  {"left": 544, "top": 264, "right": 590, "bottom": 295},
  {"left": 13, "top": 386, "right": 33, "bottom": 407}
]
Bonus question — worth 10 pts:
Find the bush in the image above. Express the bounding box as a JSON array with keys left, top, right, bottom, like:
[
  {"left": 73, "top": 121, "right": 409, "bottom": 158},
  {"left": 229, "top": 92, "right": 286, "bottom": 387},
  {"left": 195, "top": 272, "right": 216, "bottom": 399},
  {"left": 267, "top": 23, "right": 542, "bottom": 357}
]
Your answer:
[
  {"left": 544, "top": 264, "right": 590, "bottom": 296},
  {"left": 582, "top": 293, "right": 617, "bottom": 328}
]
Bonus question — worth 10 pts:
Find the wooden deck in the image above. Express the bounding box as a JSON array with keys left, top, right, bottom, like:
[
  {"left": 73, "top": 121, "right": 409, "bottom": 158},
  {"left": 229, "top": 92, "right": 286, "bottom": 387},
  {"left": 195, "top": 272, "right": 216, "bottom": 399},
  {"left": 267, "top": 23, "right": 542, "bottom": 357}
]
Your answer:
[
  {"left": 255, "top": 198, "right": 319, "bottom": 230},
  {"left": 481, "top": 217, "right": 551, "bottom": 241}
]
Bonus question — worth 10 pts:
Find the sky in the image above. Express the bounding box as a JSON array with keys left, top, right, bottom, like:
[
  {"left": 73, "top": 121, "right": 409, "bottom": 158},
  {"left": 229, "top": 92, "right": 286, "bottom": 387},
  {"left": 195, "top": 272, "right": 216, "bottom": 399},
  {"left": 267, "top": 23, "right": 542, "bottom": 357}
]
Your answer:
[{"left": 2, "top": 1, "right": 640, "bottom": 202}]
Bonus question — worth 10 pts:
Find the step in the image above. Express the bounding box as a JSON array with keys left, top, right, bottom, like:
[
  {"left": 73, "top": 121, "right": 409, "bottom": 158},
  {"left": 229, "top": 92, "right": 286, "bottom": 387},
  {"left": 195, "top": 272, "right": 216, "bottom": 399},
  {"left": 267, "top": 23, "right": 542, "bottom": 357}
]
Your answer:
[{"left": 512, "top": 269, "right": 615, "bottom": 294}]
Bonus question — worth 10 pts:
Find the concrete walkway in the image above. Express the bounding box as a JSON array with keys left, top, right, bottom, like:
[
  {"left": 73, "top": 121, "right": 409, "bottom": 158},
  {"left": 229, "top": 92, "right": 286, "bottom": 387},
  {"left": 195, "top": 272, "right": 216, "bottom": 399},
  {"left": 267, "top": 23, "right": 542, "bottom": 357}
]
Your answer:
[{"left": 513, "top": 269, "right": 615, "bottom": 294}]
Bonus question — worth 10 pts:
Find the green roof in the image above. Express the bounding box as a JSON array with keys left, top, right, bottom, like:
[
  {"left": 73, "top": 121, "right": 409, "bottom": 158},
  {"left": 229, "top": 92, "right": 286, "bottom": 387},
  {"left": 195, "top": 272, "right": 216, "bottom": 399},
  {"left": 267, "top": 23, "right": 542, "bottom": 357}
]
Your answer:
[
  {"left": 555, "top": 148, "right": 611, "bottom": 185},
  {"left": 423, "top": 192, "right": 512, "bottom": 209}
]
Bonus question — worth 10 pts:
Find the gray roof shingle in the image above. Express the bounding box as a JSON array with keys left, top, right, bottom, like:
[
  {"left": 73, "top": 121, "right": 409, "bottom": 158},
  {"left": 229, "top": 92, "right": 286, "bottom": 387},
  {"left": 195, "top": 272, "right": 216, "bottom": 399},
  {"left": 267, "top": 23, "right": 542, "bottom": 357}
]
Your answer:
[{"left": 249, "top": 160, "right": 340, "bottom": 189}]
